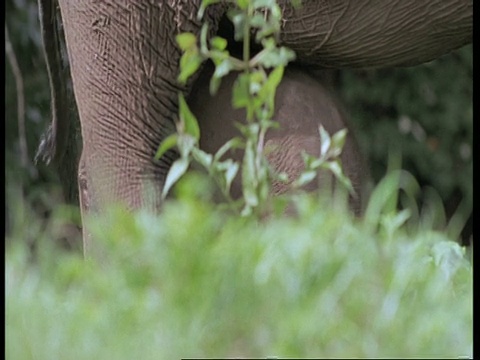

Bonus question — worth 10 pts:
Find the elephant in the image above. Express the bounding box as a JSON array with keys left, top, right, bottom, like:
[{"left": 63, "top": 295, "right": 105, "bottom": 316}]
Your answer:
[
  {"left": 188, "top": 64, "right": 368, "bottom": 215},
  {"left": 36, "top": 0, "right": 472, "bottom": 254}
]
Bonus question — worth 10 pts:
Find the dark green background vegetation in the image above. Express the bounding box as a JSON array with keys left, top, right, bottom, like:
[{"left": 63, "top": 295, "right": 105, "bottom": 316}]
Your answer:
[{"left": 336, "top": 48, "right": 472, "bottom": 244}]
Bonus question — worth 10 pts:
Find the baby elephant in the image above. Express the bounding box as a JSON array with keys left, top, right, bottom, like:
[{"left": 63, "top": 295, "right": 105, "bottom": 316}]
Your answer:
[{"left": 188, "top": 65, "right": 368, "bottom": 214}]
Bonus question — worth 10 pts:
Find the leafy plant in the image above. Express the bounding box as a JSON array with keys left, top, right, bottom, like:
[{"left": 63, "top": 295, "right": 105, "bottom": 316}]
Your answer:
[
  {"left": 157, "top": 0, "right": 353, "bottom": 216},
  {"left": 6, "top": 174, "right": 473, "bottom": 359},
  {"left": 337, "top": 46, "right": 472, "bottom": 243}
]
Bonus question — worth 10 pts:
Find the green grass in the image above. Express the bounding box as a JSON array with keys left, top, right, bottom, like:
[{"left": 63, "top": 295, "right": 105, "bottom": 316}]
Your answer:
[{"left": 6, "top": 174, "right": 472, "bottom": 359}]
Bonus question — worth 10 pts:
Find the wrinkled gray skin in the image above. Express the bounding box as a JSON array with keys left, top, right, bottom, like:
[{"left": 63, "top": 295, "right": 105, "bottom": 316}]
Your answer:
[
  {"left": 36, "top": 0, "right": 472, "bottom": 255},
  {"left": 189, "top": 65, "right": 368, "bottom": 215}
]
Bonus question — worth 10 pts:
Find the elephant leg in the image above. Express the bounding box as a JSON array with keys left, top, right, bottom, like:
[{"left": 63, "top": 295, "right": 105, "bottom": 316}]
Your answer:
[
  {"left": 55, "top": 1, "right": 226, "bottom": 251},
  {"left": 53, "top": 0, "right": 227, "bottom": 256},
  {"left": 189, "top": 65, "right": 368, "bottom": 214}
]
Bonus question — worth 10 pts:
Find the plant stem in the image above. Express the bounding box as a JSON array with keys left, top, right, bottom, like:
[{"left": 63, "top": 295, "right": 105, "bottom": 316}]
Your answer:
[
  {"left": 243, "top": 5, "right": 252, "bottom": 71},
  {"left": 244, "top": 4, "right": 253, "bottom": 123}
]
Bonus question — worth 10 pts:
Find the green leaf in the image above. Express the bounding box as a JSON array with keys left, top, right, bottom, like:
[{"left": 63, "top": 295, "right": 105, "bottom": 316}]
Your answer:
[
  {"left": 177, "top": 134, "right": 197, "bottom": 158},
  {"left": 319, "top": 126, "right": 331, "bottom": 157},
  {"left": 200, "top": 23, "right": 209, "bottom": 54},
  {"left": 178, "top": 51, "right": 203, "bottom": 84},
  {"left": 380, "top": 209, "right": 412, "bottom": 238},
  {"left": 258, "top": 66, "right": 284, "bottom": 117},
  {"left": 265, "top": 65, "right": 284, "bottom": 90},
  {"left": 237, "top": 0, "right": 250, "bottom": 10},
  {"left": 249, "top": 71, "right": 265, "bottom": 95},
  {"left": 211, "top": 36, "right": 228, "bottom": 51},
  {"left": 228, "top": 9, "right": 247, "bottom": 41},
  {"left": 254, "top": 47, "right": 296, "bottom": 68},
  {"left": 209, "top": 76, "right": 221, "bottom": 97},
  {"left": 214, "top": 137, "right": 244, "bottom": 162},
  {"left": 214, "top": 58, "right": 236, "bottom": 78},
  {"left": 301, "top": 152, "right": 321, "bottom": 170},
  {"left": 192, "top": 148, "right": 213, "bottom": 168},
  {"left": 224, "top": 160, "right": 240, "bottom": 192},
  {"left": 252, "top": 6, "right": 281, "bottom": 41},
  {"left": 210, "top": 59, "right": 236, "bottom": 95},
  {"left": 253, "top": 0, "right": 276, "bottom": 8},
  {"left": 162, "top": 157, "right": 190, "bottom": 198},
  {"left": 364, "top": 170, "right": 402, "bottom": 230},
  {"left": 431, "top": 240, "right": 468, "bottom": 278},
  {"left": 155, "top": 134, "right": 178, "bottom": 160},
  {"left": 321, "top": 160, "right": 354, "bottom": 194},
  {"left": 250, "top": 13, "right": 268, "bottom": 28},
  {"left": 198, "top": 0, "right": 221, "bottom": 20},
  {"left": 179, "top": 94, "right": 200, "bottom": 140},
  {"left": 176, "top": 33, "right": 197, "bottom": 51},
  {"left": 329, "top": 128, "right": 348, "bottom": 158},
  {"left": 293, "top": 170, "right": 317, "bottom": 188},
  {"left": 232, "top": 73, "right": 251, "bottom": 109}
]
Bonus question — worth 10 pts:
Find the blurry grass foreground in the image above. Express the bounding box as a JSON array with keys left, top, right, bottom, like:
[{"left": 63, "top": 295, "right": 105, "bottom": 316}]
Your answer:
[{"left": 6, "top": 173, "right": 473, "bottom": 359}]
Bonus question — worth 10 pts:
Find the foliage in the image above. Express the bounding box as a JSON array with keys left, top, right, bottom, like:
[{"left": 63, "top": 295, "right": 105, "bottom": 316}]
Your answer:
[
  {"left": 337, "top": 46, "right": 472, "bottom": 240},
  {"left": 158, "top": 0, "right": 352, "bottom": 217},
  {"left": 6, "top": 172, "right": 473, "bottom": 359}
]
